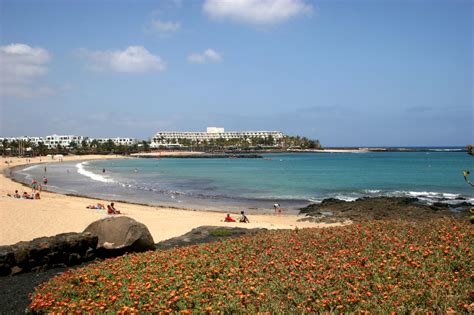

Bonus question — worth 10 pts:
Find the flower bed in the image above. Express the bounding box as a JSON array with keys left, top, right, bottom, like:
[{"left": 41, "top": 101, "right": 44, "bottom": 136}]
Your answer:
[{"left": 30, "top": 219, "right": 472, "bottom": 313}]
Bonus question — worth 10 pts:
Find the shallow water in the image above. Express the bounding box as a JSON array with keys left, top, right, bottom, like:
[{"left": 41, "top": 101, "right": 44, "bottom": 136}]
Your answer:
[{"left": 12, "top": 151, "right": 474, "bottom": 213}]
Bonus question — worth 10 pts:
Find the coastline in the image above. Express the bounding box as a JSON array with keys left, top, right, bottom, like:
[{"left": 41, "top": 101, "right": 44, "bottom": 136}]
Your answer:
[{"left": 0, "top": 155, "right": 345, "bottom": 246}]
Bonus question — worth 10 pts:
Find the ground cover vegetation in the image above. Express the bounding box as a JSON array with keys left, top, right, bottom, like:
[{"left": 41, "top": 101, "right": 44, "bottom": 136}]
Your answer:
[
  {"left": 29, "top": 219, "right": 472, "bottom": 313},
  {"left": 157, "top": 135, "right": 321, "bottom": 151},
  {"left": 1, "top": 135, "right": 321, "bottom": 156}
]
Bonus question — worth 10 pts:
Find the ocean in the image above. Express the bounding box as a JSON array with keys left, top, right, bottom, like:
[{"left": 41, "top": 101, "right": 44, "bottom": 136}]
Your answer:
[{"left": 12, "top": 151, "right": 474, "bottom": 213}]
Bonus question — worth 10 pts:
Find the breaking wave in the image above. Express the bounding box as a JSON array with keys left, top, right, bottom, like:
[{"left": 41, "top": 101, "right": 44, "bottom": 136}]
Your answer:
[
  {"left": 308, "top": 189, "right": 472, "bottom": 206},
  {"left": 76, "top": 162, "right": 114, "bottom": 183}
]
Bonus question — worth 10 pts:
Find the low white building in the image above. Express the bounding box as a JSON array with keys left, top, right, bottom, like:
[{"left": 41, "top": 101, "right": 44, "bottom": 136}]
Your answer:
[
  {"left": 91, "top": 137, "right": 138, "bottom": 146},
  {"left": 0, "top": 135, "right": 139, "bottom": 149},
  {"left": 151, "top": 127, "right": 284, "bottom": 148},
  {"left": 44, "top": 135, "right": 84, "bottom": 148},
  {"left": 0, "top": 136, "right": 44, "bottom": 145}
]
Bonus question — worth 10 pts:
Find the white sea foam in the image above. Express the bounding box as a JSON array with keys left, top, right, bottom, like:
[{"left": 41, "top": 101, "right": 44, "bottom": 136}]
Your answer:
[
  {"left": 364, "top": 189, "right": 381, "bottom": 194},
  {"left": 21, "top": 165, "right": 39, "bottom": 172},
  {"left": 406, "top": 191, "right": 460, "bottom": 200},
  {"left": 76, "top": 162, "right": 114, "bottom": 183},
  {"left": 314, "top": 190, "right": 472, "bottom": 206},
  {"left": 333, "top": 194, "right": 358, "bottom": 202},
  {"left": 431, "top": 148, "right": 463, "bottom": 152}
]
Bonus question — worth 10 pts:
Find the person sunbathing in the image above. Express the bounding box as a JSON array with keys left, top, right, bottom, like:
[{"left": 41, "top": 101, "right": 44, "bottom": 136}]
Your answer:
[
  {"left": 13, "top": 190, "right": 20, "bottom": 198},
  {"left": 107, "top": 202, "right": 121, "bottom": 214},
  {"left": 87, "top": 203, "right": 105, "bottom": 209},
  {"left": 34, "top": 192, "right": 41, "bottom": 199},
  {"left": 22, "top": 192, "right": 33, "bottom": 199},
  {"left": 224, "top": 213, "right": 236, "bottom": 222}
]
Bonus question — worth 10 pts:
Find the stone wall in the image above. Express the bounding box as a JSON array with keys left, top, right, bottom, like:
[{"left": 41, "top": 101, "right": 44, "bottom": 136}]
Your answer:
[{"left": 0, "top": 232, "right": 98, "bottom": 276}]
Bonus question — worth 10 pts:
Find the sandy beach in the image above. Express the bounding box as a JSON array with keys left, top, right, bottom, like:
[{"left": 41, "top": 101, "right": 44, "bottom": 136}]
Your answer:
[{"left": 0, "top": 155, "right": 345, "bottom": 246}]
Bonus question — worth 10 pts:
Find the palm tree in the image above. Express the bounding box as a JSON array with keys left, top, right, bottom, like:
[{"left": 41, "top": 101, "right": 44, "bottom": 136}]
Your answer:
[
  {"left": 37, "top": 142, "right": 48, "bottom": 156},
  {"left": 1, "top": 139, "right": 9, "bottom": 156},
  {"left": 90, "top": 139, "right": 99, "bottom": 152},
  {"left": 27, "top": 141, "right": 37, "bottom": 156},
  {"left": 10, "top": 140, "right": 19, "bottom": 156},
  {"left": 141, "top": 141, "right": 150, "bottom": 152}
]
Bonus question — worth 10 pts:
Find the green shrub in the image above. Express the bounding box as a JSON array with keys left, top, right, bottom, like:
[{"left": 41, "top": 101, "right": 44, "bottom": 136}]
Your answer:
[
  {"left": 30, "top": 219, "right": 473, "bottom": 313},
  {"left": 209, "top": 229, "right": 233, "bottom": 237}
]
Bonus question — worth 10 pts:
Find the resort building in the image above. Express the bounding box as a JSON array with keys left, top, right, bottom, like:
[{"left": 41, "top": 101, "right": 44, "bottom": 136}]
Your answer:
[
  {"left": 0, "top": 135, "right": 84, "bottom": 149},
  {"left": 150, "top": 127, "right": 284, "bottom": 148},
  {"left": 0, "top": 136, "right": 44, "bottom": 146},
  {"left": 0, "top": 135, "right": 138, "bottom": 148},
  {"left": 44, "top": 135, "right": 84, "bottom": 148},
  {"left": 93, "top": 137, "right": 138, "bottom": 146}
]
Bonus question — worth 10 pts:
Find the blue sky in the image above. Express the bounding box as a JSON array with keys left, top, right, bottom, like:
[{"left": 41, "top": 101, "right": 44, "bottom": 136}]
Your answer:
[{"left": 0, "top": 0, "right": 472, "bottom": 146}]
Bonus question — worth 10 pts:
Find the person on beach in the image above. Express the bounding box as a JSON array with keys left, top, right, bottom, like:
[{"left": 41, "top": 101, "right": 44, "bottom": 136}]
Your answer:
[
  {"left": 274, "top": 203, "right": 281, "bottom": 214},
  {"left": 107, "top": 202, "right": 121, "bottom": 214},
  {"left": 87, "top": 203, "right": 105, "bottom": 209},
  {"left": 13, "top": 190, "right": 20, "bottom": 198},
  {"left": 224, "top": 213, "right": 236, "bottom": 222},
  {"left": 34, "top": 192, "right": 41, "bottom": 199},
  {"left": 239, "top": 211, "right": 250, "bottom": 223},
  {"left": 31, "top": 179, "right": 38, "bottom": 193},
  {"left": 22, "top": 191, "right": 33, "bottom": 199},
  {"left": 43, "top": 176, "right": 48, "bottom": 185}
]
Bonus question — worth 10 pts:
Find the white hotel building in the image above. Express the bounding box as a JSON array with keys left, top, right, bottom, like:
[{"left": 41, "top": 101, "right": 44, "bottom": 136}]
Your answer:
[
  {"left": 0, "top": 135, "right": 138, "bottom": 148},
  {"left": 44, "top": 135, "right": 84, "bottom": 148},
  {"left": 151, "top": 127, "right": 284, "bottom": 148},
  {"left": 0, "top": 135, "right": 84, "bottom": 149},
  {"left": 93, "top": 137, "right": 137, "bottom": 146}
]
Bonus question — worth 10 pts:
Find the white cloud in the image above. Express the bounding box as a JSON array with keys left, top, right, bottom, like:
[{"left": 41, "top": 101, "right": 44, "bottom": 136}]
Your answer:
[
  {"left": 187, "top": 49, "right": 222, "bottom": 64},
  {"left": 0, "top": 43, "right": 54, "bottom": 99},
  {"left": 79, "top": 46, "right": 166, "bottom": 73},
  {"left": 147, "top": 19, "right": 181, "bottom": 35},
  {"left": 203, "top": 0, "right": 313, "bottom": 25}
]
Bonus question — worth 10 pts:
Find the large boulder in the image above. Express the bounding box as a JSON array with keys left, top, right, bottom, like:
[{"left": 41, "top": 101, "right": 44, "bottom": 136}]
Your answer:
[{"left": 84, "top": 216, "right": 155, "bottom": 256}]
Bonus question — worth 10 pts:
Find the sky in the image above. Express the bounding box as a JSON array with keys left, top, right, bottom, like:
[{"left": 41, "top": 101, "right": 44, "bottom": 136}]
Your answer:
[{"left": 0, "top": 0, "right": 472, "bottom": 147}]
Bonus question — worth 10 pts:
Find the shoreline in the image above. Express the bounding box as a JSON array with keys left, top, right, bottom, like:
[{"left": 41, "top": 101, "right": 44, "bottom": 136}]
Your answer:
[
  {"left": 7, "top": 160, "right": 309, "bottom": 214},
  {"left": 0, "top": 155, "right": 345, "bottom": 246}
]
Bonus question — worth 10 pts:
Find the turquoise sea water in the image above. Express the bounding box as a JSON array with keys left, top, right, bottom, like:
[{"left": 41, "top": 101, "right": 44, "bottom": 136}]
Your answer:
[{"left": 14, "top": 152, "right": 474, "bottom": 212}]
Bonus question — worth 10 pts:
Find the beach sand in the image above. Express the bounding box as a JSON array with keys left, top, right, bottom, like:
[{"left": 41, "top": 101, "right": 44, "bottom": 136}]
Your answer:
[{"left": 0, "top": 155, "right": 346, "bottom": 246}]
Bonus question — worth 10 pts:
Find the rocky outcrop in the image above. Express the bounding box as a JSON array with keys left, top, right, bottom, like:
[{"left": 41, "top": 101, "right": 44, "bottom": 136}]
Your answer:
[
  {"left": 299, "top": 197, "right": 470, "bottom": 223},
  {"left": 156, "top": 226, "right": 267, "bottom": 250},
  {"left": 84, "top": 216, "right": 155, "bottom": 256},
  {"left": 0, "top": 232, "right": 97, "bottom": 276}
]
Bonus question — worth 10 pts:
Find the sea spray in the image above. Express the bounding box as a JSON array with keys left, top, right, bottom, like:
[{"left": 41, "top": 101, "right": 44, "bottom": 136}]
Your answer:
[{"left": 76, "top": 162, "right": 114, "bottom": 183}]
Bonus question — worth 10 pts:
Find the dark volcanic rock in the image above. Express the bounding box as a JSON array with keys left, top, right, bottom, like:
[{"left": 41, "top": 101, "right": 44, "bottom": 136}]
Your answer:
[
  {"left": 156, "top": 226, "right": 267, "bottom": 250},
  {"left": 299, "top": 197, "right": 470, "bottom": 223},
  {"left": 0, "top": 232, "right": 98, "bottom": 276}
]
